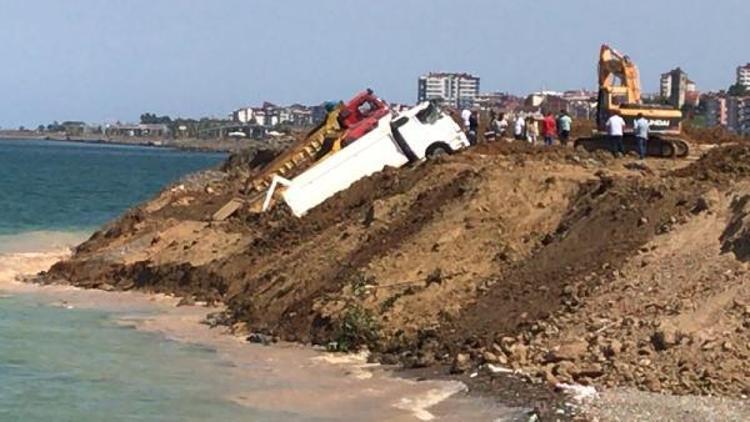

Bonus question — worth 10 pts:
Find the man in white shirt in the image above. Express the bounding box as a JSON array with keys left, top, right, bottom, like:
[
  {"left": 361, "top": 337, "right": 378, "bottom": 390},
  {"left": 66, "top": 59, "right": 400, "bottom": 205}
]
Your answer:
[
  {"left": 605, "top": 111, "right": 626, "bottom": 156},
  {"left": 495, "top": 113, "right": 509, "bottom": 138},
  {"left": 461, "top": 109, "right": 472, "bottom": 129},
  {"left": 514, "top": 115, "right": 526, "bottom": 141}
]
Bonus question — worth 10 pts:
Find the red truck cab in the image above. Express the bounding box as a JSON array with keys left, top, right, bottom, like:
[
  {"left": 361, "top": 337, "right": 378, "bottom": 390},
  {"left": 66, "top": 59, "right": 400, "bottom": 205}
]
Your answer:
[{"left": 338, "top": 89, "right": 390, "bottom": 144}]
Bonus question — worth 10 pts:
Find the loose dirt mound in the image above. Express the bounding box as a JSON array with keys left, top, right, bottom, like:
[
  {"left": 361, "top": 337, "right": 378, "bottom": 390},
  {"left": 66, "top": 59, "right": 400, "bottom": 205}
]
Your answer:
[
  {"left": 40, "top": 141, "right": 750, "bottom": 400},
  {"left": 674, "top": 144, "right": 750, "bottom": 183},
  {"left": 682, "top": 123, "right": 749, "bottom": 146}
]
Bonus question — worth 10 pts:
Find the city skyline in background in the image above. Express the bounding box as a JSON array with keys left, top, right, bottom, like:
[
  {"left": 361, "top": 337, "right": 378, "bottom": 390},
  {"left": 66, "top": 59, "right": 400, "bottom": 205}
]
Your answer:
[{"left": 0, "top": 0, "right": 749, "bottom": 127}]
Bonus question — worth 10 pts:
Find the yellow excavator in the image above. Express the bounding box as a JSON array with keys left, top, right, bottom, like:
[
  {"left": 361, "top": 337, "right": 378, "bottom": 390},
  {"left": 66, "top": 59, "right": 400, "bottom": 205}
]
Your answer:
[{"left": 575, "top": 44, "right": 689, "bottom": 157}]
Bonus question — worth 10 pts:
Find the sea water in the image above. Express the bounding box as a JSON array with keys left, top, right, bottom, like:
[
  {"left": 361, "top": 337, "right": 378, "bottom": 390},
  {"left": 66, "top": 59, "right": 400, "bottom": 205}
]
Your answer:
[
  {"left": 0, "top": 139, "right": 226, "bottom": 235},
  {"left": 0, "top": 294, "right": 292, "bottom": 422},
  {"left": 0, "top": 140, "right": 273, "bottom": 421},
  {"left": 0, "top": 139, "right": 520, "bottom": 421}
]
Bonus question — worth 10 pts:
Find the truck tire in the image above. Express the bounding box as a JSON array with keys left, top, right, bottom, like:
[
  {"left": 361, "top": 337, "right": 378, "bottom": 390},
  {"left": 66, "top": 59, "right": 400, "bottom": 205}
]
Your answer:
[{"left": 426, "top": 143, "right": 451, "bottom": 158}]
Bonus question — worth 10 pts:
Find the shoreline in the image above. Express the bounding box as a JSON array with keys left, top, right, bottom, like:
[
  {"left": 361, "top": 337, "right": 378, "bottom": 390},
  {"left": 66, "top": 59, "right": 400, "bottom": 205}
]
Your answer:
[
  {"left": 0, "top": 243, "right": 523, "bottom": 421},
  {"left": 0, "top": 132, "right": 290, "bottom": 153},
  {"left": 0, "top": 134, "right": 232, "bottom": 153}
]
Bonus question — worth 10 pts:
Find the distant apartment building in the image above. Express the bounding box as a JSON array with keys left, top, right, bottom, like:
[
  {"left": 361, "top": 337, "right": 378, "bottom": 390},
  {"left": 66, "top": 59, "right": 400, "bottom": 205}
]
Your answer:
[
  {"left": 563, "top": 90, "right": 598, "bottom": 119},
  {"left": 738, "top": 64, "right": 750, "bottom": 89},
  {"left": 474, "top": 92, "right": 523, "bottom": 112},
  {"left": 525, "top": 91, "right": 564, "bottom": 108},
  {"left": 742, "top": 100, "right": 750, "bottom": 135},
  {"left": 283, "top": 104, "right": 314, "bottom": 127},
  {"left": 702, "top": 93, "right": 728, "bottom": 127},
  {"left": 253, "top": 102, "right": 281, "bottom": 127},
  {"left": 660, "top": 68, "right": 695, "bottom": 108},
  {"left": 540, "top": 95, "right": 569, "bottom": 115},
  {"left": 105, "top": 123, "right": 170, "bottom": 138},
  {"left": 232, "top": 102, "right": 314, "bottom": 128},
  {"left": 727, "top": 96, "right": 750, "bottom": 135},
  {"left": 659, "top": 74, "right": 672, "bottom": 101},
  {"left": 726, "top": 97, "right": 739, "bottom": 131},
  {"left": 62, "top": 121, "right": 87, "bottom": 137},
  {"left": 417, "top": 72, "right": 480, "bottom": 109},
  {"left": 520, "top": 90, "right": 596, "bottom": 119},
  {"left": 232, "top": 107, "right": 254, "bottom": 124}
]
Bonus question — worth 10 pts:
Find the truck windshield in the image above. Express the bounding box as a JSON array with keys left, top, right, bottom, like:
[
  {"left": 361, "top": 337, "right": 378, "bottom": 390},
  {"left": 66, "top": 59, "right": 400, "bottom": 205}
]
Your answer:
[
  {"left": 358, "top": 101, "right": 375, "bottom": 116},
  {"left": 416, "top": 103, "right": 440, "bottom": 125}
]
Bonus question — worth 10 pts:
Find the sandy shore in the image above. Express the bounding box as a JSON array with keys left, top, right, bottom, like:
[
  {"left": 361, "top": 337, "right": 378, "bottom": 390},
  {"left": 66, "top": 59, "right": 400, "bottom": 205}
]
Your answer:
[{"left": 0, "top": 245, "right": 520, "bottom": 421}]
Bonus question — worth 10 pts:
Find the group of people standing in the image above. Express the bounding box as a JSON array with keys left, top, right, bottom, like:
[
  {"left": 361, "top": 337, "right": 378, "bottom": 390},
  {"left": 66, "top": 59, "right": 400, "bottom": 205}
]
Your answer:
[
  {"left": 461, "top": 107, "right": 651, "bottom": 160},
  {"left": 508, "top": 110, "right": 572, "bottom": 146}
]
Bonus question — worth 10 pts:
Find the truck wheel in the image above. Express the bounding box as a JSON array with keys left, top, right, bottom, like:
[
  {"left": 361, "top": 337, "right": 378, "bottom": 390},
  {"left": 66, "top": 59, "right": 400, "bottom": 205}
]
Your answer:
[{"left": 426, "top": 144, "right": 450, "bottom": 158}]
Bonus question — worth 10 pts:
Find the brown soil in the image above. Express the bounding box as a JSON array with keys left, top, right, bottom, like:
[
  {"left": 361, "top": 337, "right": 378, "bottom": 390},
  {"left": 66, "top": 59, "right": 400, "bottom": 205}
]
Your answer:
[
  {"left": 682, "top": 123, "right": 749, "bottom": 145},
  {"left": 39, "top": 139, "right": 750, "bottom": 404}
]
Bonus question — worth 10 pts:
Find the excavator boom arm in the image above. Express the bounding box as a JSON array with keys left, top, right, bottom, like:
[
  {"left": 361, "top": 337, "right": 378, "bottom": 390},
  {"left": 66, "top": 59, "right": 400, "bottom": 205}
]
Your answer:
[{"left": 599, "top": 44, "right": 642, "bottom": 104}]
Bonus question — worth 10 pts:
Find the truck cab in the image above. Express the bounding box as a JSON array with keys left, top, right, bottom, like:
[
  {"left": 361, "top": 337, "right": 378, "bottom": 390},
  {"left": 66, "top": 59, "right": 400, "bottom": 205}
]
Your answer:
[
  {"left": 338, "top": 89, "right": 390, "bottom": 143},
  {"left": 390, "top": 101, "right": 469, "bottom": 160}
]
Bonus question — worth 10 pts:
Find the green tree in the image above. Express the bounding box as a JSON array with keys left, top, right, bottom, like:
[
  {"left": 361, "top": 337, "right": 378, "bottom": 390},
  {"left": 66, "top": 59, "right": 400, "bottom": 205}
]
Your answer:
[
  {"left": 140, "top": 112, "right": 172, "bottom": 124},
  {"left": 728, "top": 83, "right": 748, "bottom": 96}
]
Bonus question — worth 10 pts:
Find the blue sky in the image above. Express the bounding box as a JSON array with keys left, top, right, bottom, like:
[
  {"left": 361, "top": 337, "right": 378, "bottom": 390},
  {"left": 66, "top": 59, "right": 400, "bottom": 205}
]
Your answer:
[{"left": 0, "top": 0, "right": 747, "bottom": 127}]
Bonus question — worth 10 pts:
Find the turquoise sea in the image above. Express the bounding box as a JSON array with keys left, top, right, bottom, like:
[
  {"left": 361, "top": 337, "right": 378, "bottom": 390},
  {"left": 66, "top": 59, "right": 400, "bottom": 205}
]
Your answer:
[
  {"left": 0, "top": 139, "right": 225, "bottom": 235},
  {"left": 0, "top": 140, "right": 273, "bottom": 421},
  {"left": 0, "top": 294, "right": 284, "bottom": 422}
]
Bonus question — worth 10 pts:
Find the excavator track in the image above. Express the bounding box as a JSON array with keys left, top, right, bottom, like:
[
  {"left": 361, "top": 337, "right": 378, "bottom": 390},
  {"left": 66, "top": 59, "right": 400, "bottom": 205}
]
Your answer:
[
  {"left": 574, "top": 135, "right": 689, "bottom": 158},
  {"left": 666, "top": 137, "right": 690, "bottom": 158}
]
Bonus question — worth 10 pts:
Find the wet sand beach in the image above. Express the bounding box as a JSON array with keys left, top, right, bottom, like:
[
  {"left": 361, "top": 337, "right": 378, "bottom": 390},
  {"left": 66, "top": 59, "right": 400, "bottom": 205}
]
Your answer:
[{"left": 0, "top": 239, "right": 523, "bottom": 421}]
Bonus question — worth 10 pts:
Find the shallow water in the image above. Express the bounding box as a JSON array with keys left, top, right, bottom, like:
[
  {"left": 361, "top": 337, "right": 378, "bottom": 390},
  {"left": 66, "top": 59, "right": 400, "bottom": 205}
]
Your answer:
[{"left": 0, "top": 294, "right": 296, "bottom": 422}]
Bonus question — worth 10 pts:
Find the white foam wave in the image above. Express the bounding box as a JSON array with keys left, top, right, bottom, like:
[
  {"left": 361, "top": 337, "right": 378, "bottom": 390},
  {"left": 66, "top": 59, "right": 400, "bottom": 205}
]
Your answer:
[
  {"left": 0, "top": 251, "right": 69, "bottom": 284},
  {"left": 0, "top": 230, "right": 87, "bottom": 284},
  {"left": 0, "top": 230, "right": 89, "bottom": 254},
  {"left": 394, "top": 381, "right": 468, "bottom": 421}
]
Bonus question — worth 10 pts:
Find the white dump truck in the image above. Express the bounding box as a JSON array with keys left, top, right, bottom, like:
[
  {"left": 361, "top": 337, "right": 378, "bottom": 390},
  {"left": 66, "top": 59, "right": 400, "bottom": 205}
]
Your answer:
[{"left": 262, "top": 101, "right": 469, "bottom": 217}]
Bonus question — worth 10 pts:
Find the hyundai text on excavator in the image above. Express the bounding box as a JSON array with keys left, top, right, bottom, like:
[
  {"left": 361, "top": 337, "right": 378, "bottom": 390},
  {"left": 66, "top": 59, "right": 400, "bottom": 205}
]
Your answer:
[{"left": 574, "top": 44, "right": 689, "bottom": 158}]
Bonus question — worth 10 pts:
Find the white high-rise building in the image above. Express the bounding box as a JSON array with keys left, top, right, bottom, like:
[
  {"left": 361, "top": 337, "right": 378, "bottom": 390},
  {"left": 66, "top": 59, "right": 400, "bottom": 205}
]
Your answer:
[
  {"left": 417, "top": 72, "right": 480, "bottom": 109},
  {"left": 659, "top": 73, "right": 672, "bottom": 100},
  {"left": 737, "top": 64, "right": 750, "bottom": 89},
  {"left": 659, "top": 68, "right": 692, "bottom": 108}
]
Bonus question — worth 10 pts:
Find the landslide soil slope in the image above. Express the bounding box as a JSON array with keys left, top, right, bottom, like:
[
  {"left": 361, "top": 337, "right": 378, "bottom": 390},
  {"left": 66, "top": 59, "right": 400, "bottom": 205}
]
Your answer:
[{"left": 42, "top": 141, "right": 750, "bottom": 399}]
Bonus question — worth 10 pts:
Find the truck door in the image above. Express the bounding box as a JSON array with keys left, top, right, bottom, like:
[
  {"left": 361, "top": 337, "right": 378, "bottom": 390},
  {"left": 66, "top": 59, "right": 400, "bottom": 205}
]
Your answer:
[{"left": 391, "top": 103, "right": 442, "bottom": 158}]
